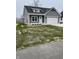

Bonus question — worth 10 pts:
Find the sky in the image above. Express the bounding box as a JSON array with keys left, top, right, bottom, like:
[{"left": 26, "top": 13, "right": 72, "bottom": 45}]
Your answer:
[{"left": 16, "top": 0, "right": 63, "bottom": 17}]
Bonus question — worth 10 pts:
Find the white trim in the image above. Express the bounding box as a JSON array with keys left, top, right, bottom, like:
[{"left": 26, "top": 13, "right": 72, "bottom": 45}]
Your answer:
[
  {"left": 45, "top": 7, "right": 60, "bottom": 16},
  {"left": 45, "top": 7, "right": 54, "bottom": 15}
]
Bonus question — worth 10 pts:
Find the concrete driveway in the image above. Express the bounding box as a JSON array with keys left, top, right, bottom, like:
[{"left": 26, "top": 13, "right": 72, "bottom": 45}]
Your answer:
[
  {"left": 16, "top": 40, "right": 63, "bottom": 59},
  {"left": 52, "top": 24, "right": 63, "bottom": 27}
]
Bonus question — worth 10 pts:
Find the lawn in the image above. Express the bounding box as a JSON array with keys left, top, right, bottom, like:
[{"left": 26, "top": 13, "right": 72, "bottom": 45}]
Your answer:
[{"left": 16, "top": 23, "right": 63, "bottom": 50}]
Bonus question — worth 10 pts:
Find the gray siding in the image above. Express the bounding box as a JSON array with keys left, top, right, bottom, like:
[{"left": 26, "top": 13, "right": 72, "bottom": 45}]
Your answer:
[{"left": 46, "top": 11, "right": 59, "bottom": 18}]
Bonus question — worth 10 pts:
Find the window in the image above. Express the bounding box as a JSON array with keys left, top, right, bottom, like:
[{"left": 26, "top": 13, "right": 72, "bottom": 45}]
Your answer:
[
  {"left": 32, "top": 17, "right": 35, "bottom": 21},
  {"left": 32, "top": 8, "right": 40, "bottom": 13},
  {"left": 31, "top": 16, "right": 38, "bottom": 23},
  {"left": 35, "top": 17, "right": 37, "bottom": 21},
  {"left": 35, "top": 9, "right": 40, "bottom": 12}
]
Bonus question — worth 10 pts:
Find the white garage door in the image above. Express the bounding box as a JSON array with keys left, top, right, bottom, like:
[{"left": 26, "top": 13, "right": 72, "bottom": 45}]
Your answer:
[{"left": 47, "top": 18, "right": 58, "bottom": 24}]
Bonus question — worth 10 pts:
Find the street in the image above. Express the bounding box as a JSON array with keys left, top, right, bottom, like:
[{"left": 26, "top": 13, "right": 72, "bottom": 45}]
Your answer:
[{"left": 16, "top": 40, "right": 63, "bottom": 59}]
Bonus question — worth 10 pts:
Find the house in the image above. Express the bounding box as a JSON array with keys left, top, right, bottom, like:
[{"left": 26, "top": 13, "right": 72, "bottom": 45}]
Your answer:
[
  {"left": 23, "top": 6, "right": 61, "bottom": 25},
  {"left": 59, "top": 11, "right": 63, "bottom": 24}
]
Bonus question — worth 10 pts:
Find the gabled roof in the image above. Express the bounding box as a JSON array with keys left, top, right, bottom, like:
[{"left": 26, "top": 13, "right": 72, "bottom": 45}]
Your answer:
[
  {"left": 24, "top": 6, "right": 52, "bottom": 14},
  {"left": 24, "top": 6, "right": 60, "bottom": 17}
]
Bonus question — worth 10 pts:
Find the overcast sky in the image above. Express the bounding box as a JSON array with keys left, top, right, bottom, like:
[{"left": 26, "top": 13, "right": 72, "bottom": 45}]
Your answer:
[{"left": 16, "top": 0, "right": 63, "bottom": 17}]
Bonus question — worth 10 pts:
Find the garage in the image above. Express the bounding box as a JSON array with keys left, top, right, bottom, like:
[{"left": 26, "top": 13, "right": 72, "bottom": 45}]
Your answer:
[{"left": 47, "top": 18, "right": 58, "bottom": 24}]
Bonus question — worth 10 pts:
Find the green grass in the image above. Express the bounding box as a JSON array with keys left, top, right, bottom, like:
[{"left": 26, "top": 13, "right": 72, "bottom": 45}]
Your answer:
[{"left": 16, "top": 23, "right": 63, "bottom": 50}]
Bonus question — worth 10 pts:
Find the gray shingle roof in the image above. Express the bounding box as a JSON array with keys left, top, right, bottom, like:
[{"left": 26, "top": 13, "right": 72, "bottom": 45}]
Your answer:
[{"left": 24, "top": 6, "right": 51, "bottom": 14}]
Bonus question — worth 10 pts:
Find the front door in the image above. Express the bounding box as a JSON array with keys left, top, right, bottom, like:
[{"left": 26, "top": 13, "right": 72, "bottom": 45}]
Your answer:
[{"left": 39, "top": 16, "right": 42, "bottom": 24}]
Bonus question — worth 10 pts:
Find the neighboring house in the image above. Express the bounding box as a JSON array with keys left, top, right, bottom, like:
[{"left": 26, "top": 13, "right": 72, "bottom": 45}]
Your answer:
[
  {"left": 59, "top": 11, "right": 63, "bottom": 24},
  {"left": 23, "top": 6, "right": 61, "bottom": 25}
]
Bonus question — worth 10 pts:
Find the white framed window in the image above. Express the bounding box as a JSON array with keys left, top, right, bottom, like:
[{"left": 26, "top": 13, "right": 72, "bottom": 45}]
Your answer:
[
  {"left": 31, "top": 16, "right": 38, "bottom": 23},
  {"left": 35, "top": 9, "right": 40, "bottom": 12},
  {"left": 32, "top": 8, "right": 40, "bottom": 13}
]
